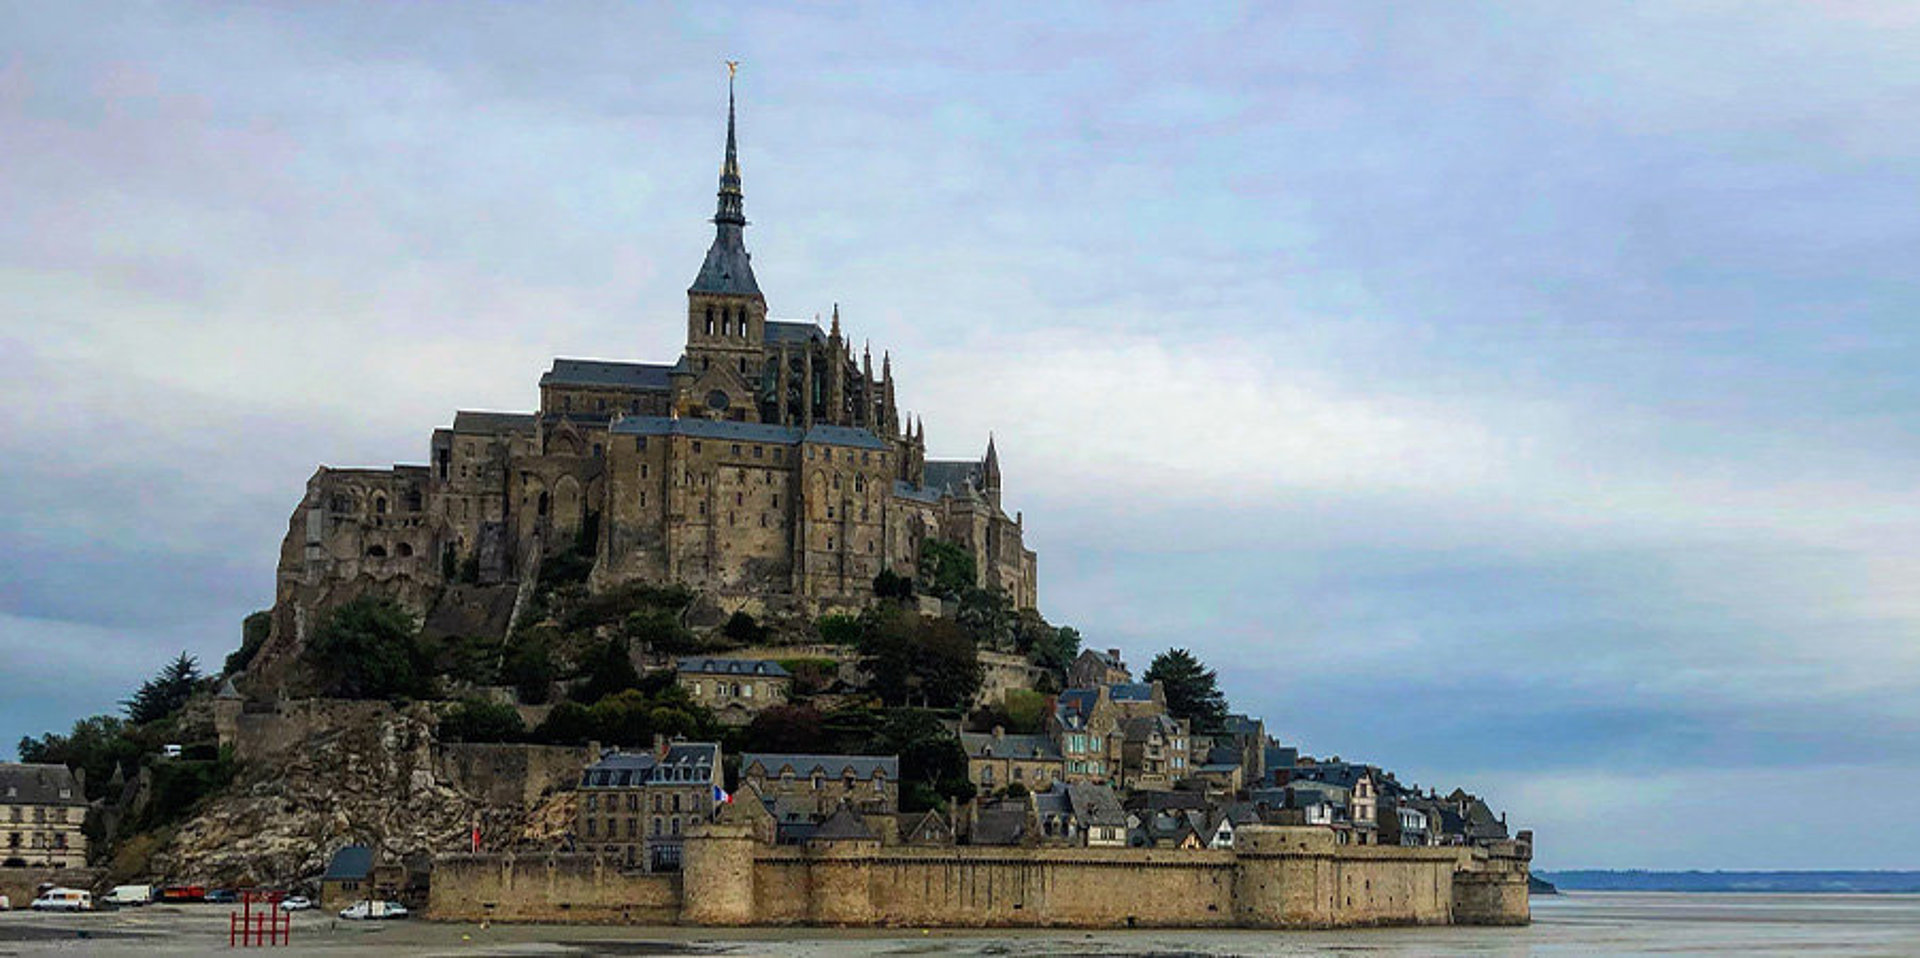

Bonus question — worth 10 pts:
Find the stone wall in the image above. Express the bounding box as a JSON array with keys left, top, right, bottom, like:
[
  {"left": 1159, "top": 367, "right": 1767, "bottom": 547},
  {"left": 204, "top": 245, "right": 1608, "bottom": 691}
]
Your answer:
[
  {"left": 430, "top": 825, "right": 1531, "bottom": 928},
  {"left": 429, "top": 853, "right": 679, "bottom": 924}
]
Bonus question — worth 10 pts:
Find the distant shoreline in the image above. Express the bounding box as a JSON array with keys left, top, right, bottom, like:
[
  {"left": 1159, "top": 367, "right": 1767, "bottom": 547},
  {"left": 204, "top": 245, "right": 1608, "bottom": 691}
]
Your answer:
[{"left": 1536, "top": 871, "right": 1920, "bottom": 894}]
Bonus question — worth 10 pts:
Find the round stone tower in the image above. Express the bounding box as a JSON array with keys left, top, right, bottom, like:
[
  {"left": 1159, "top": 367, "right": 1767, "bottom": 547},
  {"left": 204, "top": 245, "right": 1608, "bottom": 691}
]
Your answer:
[{"left": 681, "top": 821, "right": 757, "bottom": 925}]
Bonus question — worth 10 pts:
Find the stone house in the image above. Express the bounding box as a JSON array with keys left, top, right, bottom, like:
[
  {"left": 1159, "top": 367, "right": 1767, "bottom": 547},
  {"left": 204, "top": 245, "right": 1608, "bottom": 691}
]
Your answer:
[
  {"left": 1119, "top": 714, "right": 1191, "bottom": 792},
  {"left": 1049, "top": 687, "right": 1124, "bottom": 785},
  {"left": 576, "top": 741, "right": 724, "bottom": 870},
  {"left": 738, "top": 754, "right": 899, "bottom": 820},
  {"left": 0, "top": 763, "right": 87, "bottom": 869},
  {"left": 898, "top": 809, "right": 954, "bottom": 846},
  {"left": 1191, "top": 744, "right": 1244, "bottom": 795},
  {"left": 1379, "top": 795, "right": 1434, "bottom": 847},
  {"left": 1067, "top": 648, "right": 1131, "bottom": 689},
  {"left": 1290, "top": 764, "right": 1379, "bottom": 844},
  {"left": 319, "top": 844, "right": 374, "bottom": 911},
  {"left": 959, "top": 727, "right": 1063, "bottom": 794},
  {"left": 1032, "top": 782, "right": 1128, "bottom": 847},
  {"left": 674, "top": 658, "right": 791, "bottom": 725}
]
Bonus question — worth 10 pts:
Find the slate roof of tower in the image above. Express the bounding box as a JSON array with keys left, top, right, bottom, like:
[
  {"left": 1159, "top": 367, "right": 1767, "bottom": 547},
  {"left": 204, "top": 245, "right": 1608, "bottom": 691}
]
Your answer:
[{"left": 541, "top": 359, "right": 676, "bottom": 390}]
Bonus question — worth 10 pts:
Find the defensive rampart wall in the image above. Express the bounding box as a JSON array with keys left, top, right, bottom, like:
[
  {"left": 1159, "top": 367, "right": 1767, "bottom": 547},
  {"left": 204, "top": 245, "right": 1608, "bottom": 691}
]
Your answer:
[{"left": 431, "top": 825, "right": 1530, "bottom": 928}]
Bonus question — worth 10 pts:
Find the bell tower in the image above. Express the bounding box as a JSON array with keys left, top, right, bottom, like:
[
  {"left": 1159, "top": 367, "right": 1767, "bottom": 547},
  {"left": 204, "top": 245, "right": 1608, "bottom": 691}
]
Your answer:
[{"left": 686, "top": 64, "right": 766, "bottom": 396}]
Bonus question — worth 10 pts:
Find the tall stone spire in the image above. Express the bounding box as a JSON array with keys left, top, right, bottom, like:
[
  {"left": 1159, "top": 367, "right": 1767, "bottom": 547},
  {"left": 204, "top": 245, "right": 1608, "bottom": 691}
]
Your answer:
[{"left": 690, "top": 63, "right": 761, "bottom": 298}]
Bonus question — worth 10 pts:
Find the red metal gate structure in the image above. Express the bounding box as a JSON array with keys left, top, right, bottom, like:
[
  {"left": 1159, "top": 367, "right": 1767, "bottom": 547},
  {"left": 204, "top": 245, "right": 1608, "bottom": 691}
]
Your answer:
[{"left": 229, "top": 889, "right": 290, "bottom": 947}]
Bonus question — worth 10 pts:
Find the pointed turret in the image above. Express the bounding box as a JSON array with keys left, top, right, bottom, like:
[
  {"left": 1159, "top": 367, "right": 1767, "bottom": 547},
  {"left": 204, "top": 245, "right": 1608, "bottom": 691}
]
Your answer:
[
  {"left": 690, "top": 66, "right": 761, "bottom": 298},
  {"left": 982, "top": 433, "right": 1002, "bottom": 506}
]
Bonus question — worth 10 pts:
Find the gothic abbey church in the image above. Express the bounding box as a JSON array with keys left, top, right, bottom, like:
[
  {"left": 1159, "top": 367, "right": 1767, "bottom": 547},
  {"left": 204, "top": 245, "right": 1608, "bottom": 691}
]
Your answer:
[{"left": 258, "top": 83, "right": 1037, "bottom": 669}]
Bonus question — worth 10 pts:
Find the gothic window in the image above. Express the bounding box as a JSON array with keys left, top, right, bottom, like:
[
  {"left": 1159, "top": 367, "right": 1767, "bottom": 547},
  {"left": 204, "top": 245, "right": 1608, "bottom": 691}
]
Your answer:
[
  {"left": 705, "top": 307, "right": 715, "bottom": 335},
  {"left": 373, "top": 496, "right": 387, "bottom": 515}
]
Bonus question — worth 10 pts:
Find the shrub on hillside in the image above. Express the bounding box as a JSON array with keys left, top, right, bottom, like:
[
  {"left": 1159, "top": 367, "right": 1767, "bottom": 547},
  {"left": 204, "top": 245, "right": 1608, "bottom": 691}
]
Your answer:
[
  {"left": 304, "top": 597, "right": 432, "bottom": 700},
  {"left": 439, "top": 700, "right": 526, "bottom": 743}
]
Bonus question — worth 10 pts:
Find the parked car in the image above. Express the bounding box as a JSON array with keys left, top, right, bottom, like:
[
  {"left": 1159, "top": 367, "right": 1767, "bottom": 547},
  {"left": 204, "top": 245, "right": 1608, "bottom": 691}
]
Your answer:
[
  {"left": 278, "top": 896, "right": 313, "bottom": 912},
  {"left": 158, "top": 885, "right": 206, "bottom": 903},
  {"left": 338, "top": 900, "right": 407, "bottom": 920},
  {"left": 204, "top": 889, "right": 239, "bottom": 904},
  {"left": 103, "top": 885, "right": 155, "bottom": 907},
  {"left": 31, "top": 888, "right": 93, "bottom": 912}
]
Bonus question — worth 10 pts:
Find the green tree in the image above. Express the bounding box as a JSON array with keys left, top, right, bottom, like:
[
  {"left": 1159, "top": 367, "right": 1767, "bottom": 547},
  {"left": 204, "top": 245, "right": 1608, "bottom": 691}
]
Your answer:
[
  {"left": 503, "top": 636, "right": 555, "bottom": 705},
  {"left": 722, "top": 611, "right": 768, "bottom": 644},
  {"left": 17, "top": 715, "right": 145, "bottom": 801},
  {"left": 742, "top": 705, "right": 827, "bottom": 754},
  {"left": 856, "top": 607, "right": 981, "bottom": 709},
  {"left": 815, "top": 613, "right": 861, "bottom": 646},
  {"left": 956, "top": 588, "right": 1015, "bottom": 651},
  {"left": 916, "top": 539, "right": 976, "bottom": 599},
  {"left": 574, "top": 636, "right": 641, "bottom": 703},
  {"left": 223, "top": 611, "right": 273, "bottom": 675},
  {"left": 1029, "top": 624, "right": 1082, "bottom": 681},
  {"left": 533, "top": 701, "right": 596, "bottom": 744},
  {"left": 872, "top": 568, "right": 914, "bottom": 599},
  {"left": 866, "top": 710, "right": 975, "bottom": 812},
  {"left": 438, "top": 700, "right": 526, "bottom": 743},
  {"left": 122, "top": 652, "right": 202, "bottom": 725},
  {"left": 1143, "top": 648, "right": 1230, "bottom": 734},
  {"left": 304, "top": 597, "right": 430, "bottom": 700}
]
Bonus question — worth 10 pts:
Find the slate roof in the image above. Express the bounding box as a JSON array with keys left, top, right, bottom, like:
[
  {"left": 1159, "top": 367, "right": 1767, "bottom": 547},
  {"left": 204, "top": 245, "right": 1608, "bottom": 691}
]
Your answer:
[
  {"left": 0, "top": 763, "right": 86, "bottom": 807},
  {"left": 959, "top": 732, "right": 1063, "bottom": 762},
  {"left": 451, "top": 410, "right": 539, "bottom": 434},
  {"left": 803, "top": 424, "right": 891, "bottom": 451},
  {"left": 765, "top": 321, "right": 825, "bottom": 346},
  {"left": 1264, "top": 746, "right": 1299, "bottom": 779},
  {"left": 676, "top": 657, "right": 791, "bottom": 678},
  {"left": 1121, "top": 714, "right": 1183, "bottom": 741},
  {"left": 1065, "top": 783, "right": 1127, "bottom": 826},
  {"left": 1108, "top": 683, "right": 1155, "bottom": 702},
  {"left": 922, "top": 460, "right": 982, "bottom": 493},
  {"left": 322, "top": 844, "right": 374, "bottom": 882},
  {"left": 1222, "top": 714, "right": 1263, "bottom": 737},
  {"left": 741, "top": 754, "right": 899, "bottom": 781},
  {"left": 540, "top": 359, "right": 676, "bottom": 390},
  {"left": 580, "top": 751, "right": 658, "bottom": 788},
  {"left": 970, "top": 803, "right": 1030, "bottom": 846},
  {"left": 690, "top": 226, "right": 760, "bottom": 297},
  {"left": 892, "top": 479, "right": 944, "bottom": 505},
  {"left": 612, "top": 417, "right": 801, "bottom": 444},
  {"left": 657, "top": 743, "right": 720, "bottom": 783},
  {"left": 1292, "top": 763, "right": 1374, "bottom": 791},
  {"left": 1054, "top": 688, "right": 1102, "bottom": 730},
  {"left": 809, "top": 804, "right": 876, "bottom": 842},
  {"left": 1123, "top": 789, "right": 1210, "bottom": 813}
]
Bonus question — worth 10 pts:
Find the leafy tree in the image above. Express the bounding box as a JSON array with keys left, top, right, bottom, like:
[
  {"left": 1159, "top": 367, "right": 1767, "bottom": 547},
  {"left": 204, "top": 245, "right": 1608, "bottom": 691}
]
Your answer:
[
  {"left": 917, "top": 539, "right": 976, "bottom": 599},
  {"left": 970, "top": 689, "right": 1050, "bottom": 735},
  {"left": 438, "top": 700, "right": 526, "bottom": 743},
  {"left": 1028, "top": 625, "right": 1082, "bottom": 681},
  {"left": 623, "top": 608, "right": 699, "bottom": 654},
  {"left": 503, "top": 636, "right": 555, "bottom": 705},
  {"left": 956, "top": 588, "right": 1015, "bottom": 651},
  {"left": 856, "top": 607, "right": 981, "bottom": 709},
  {"left": 304, "top": 597, "right": 431, "bottom": 700},
  {"left": 866, "top": 709, "right": 974, "bottom": 812},
  {"left": 872, "top": 568, "right": 914, "bottom": 599},
  {"left": 775, "top": 657, "right": 839, "bottom": 696},
  {"left": 1143, "top": 648, "right": 1230, "bottom": 734},
  {"left": 533, "top": 701, "right": 596, "bottom": 744},
  {"left": 723, "top": 611, "right": 768, "bottom": 644},
  {"left": 122, "top": 652, "right": 202, "bottom": 725},
  {"left": 815, "top": 613, "right": 861, "bottom": 646},
  {"left": 574, "top": 636, "right": 641, "bottom": 704},
  {"left": 224, "top": 611, "right": 273, "bottom": 675},
  {"left": 130, "top": 747, "right": 236, "bottom": 833},
  {"left": 742, "top": 705, "right": 827, "bottom": 754}
]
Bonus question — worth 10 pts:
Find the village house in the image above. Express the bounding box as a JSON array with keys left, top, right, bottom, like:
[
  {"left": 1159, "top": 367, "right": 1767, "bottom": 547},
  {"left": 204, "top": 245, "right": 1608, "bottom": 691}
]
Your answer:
[
  {"left": 0, "top": 763, "right": 87, "bottom": 869},
  {"left": 1031, "top": 782, "right": 1128, "bottom": 847},
  {"left": 674, "top": 657, "right": 791, "bottom": 725},
  {"left": 1051, "top": 687, "right": 1123, "bottom": 785},
  {"left": 576, "top": 740, "right": 724, "bottom": 870},
  {"left": 1119, "top": 713, "right": 1190, "bottom": 792},
  {"left": 738, "top": 754, "right": 899, "bottom": 825},
  {"left": 960, "top": 727, "right": 1064, "bottom": 793}
]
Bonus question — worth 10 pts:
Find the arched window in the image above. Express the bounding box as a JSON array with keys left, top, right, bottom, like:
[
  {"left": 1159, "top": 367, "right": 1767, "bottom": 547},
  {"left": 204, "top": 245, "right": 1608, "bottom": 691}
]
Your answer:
[
  {"left": 396, "top": 542, "right": 414, "bottom": 558},
  {"left": 705, "top": 307, "right": 715, "bottom": 335},
  {"left": 538, "top": 492, "right": 550, "bottom": 517},
  {"left": 373, "top": 496, "right": 387, "bottom": 515},
  {"left": 735, "top": 307, "right": 746, "bottom": 336}
]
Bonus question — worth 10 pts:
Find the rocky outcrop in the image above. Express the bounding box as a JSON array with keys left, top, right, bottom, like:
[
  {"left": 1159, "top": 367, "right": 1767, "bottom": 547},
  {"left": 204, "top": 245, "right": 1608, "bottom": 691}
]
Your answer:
[{"left": 148, "top": 700, "right": 551, "bottom": 889}]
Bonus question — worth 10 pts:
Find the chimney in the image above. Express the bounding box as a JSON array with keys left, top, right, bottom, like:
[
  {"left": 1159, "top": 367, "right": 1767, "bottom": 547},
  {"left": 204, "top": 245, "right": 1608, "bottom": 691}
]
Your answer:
[
  {"left": 653, "top": 733, "right": 668, "bottom": 759},
  {"left": 992, "top": 725, "right": 1005, "bottom": 740},
  {"left": 1107, "top": 648, "right": 1121, "bottom": 660}
]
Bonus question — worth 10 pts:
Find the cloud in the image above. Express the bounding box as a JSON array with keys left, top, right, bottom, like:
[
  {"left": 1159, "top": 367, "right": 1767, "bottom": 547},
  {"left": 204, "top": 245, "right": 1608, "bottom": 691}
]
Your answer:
[{"left": 4, "top": 2, "right": 1918, "bottom": 869}]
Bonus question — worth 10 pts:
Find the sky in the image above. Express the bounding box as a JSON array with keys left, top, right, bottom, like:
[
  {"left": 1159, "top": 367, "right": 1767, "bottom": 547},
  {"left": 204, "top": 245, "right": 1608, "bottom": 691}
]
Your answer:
[{"left": 5, "top": 2, "right": 1920, "bottom": 870}]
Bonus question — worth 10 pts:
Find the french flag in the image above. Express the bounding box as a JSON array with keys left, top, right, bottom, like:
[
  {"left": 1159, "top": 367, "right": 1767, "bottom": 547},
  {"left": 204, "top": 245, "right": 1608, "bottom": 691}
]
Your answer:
[{"left": 713, "top": 784, "right": 732, "bottom": 804}]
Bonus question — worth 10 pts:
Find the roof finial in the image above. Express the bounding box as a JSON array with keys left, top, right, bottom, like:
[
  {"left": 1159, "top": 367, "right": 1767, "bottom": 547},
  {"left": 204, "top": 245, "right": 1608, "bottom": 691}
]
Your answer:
[{"left": 714, "top": 61, "right": 745, "bottom": 229}]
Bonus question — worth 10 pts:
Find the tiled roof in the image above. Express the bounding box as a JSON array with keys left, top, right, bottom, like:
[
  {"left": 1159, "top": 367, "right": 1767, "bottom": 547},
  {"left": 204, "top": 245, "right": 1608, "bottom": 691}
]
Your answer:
[
  {"left": 451, "top": 410, "right": 538, "bottom": 434},
  {"left": 540, "top": 358, "right": 676, "bottom": 390},
  {"left": 0, "top": 763, "right": 85, "bottom": 807},
  {"left": 676, "top": 657, "right": 791, "bottom": 678},
  {"left": 741, "top": 754, "right": 899, "bottom": 781}
]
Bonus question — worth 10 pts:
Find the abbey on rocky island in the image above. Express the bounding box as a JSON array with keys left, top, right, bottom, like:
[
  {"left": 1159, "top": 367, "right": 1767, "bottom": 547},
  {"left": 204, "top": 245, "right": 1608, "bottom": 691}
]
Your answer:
[{"left": 263, "top": 80, "right": 1037, "bottom": 663}]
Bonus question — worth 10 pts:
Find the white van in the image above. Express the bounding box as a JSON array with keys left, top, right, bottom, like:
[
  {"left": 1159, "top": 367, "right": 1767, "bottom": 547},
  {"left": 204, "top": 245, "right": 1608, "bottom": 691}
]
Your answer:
[
  {"left": 103, "top": 885, "right": 154, "bottom": 907},
  {"left": 31, "top": 888, "right": 93, "bottom": 912}
]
